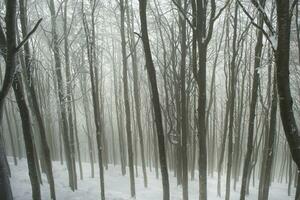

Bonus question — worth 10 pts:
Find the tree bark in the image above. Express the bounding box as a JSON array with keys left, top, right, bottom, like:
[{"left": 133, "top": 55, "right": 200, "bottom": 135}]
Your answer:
[
  {"left": 48, "top": 0, "right": 74, "bottom": 190},
  {"left": 0, "top": 0, "right": 18, "bottom": 198},
  {"left": 13, "top": 73, "right": 41, "bottom": 200},
  {"left": 19, "top": 0, "right": 56, "bottom": 197},
  {"left": 240, "top": 1, "right": 265, "bottom": 199},
  {"left": 138, "top": 1, "right": 170, "bottom": 199},
  {"left": 276, "top": 1, "right": 300, "bottom": 199}
]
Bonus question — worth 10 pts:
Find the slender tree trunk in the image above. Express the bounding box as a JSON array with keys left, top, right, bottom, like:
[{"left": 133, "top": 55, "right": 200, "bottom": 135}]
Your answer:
[
  {"left": 119, "top": 0, "right": 135, "bottom": 196},
  {"left": 48, "top": 0, "right": 74, "bottom": 190},
  {"left": 13, "top": 73, "right": 41, "bottom": 200},
  {"left": 19, "top": 0, "right": 56, "bottom": 197},
  {"left": 82, "top": 2, "right": 105, "bottom": 198},
  {"left": 225, "top": 3, "right": 238, "bottom": 200},
  {"left": 63, "top": 0, "right": 77, "bottom": 189},
  {"left": 258, "top": 49, "right": 277, "bottom": 200},
  {"left": 179, "top": 0, "right": 188, "bottom": 198},
  {"left": 0, "top": 0, "right": 17, "bottom": 198},
  {"left": 240, "top": 1, "right": 265, "bottom": 199},
  {"left": 4, "top": 105, "right": 17, "bottom": 165},
  {"left": 127, "top": 0, "right": 148, "bottom": 187},
  {"left": 138, "top": 1, "right": 170, "bottom": 199}
]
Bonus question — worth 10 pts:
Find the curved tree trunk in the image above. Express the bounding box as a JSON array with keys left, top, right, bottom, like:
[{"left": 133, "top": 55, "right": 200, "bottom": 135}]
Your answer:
[
  {"left": 276, "top": 1, "right": 300, "bottom": 199},
  {"left": 138, "top": 1, "right": 170, "bottom": 199}
]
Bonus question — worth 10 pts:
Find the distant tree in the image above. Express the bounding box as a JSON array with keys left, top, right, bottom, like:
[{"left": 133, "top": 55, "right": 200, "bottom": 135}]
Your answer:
[
  {"left": 119, "top": 0, "right": 135, "bottom": 197},
  {"left": 82, "top": 0, "right": 106, "bottom": 199},
  {"left": 48, "top": 0, "right": 75, "bottom": 190}
]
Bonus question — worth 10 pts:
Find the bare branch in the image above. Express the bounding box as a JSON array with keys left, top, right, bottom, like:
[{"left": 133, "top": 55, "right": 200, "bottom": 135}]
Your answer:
[
  {"left": 16, "top": 18, "right": 43, "bottom": 52},
  {"left": 290, "top": 0, "right": 298, "bottom": 19},
  {"left": 204, "top": 0, "right": 216, "bottom": 45},
  {"left": 237, "top": 0, "right": 276, "bottom": 51},
  {"left": 212, "top": 0, "right": 230, "bottom": 22},
  {"left": 171, "top": 0, "right": 195, "bottom": 31},
  {"left": 251, "top": 0, "right": 275, "bottom": 35},
  {"left": 0, "top": 22, "right": 6, "bottom": 57}
]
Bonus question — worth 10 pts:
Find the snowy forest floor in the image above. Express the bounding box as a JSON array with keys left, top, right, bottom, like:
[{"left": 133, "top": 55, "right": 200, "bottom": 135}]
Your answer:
[{"left": 9, "top": 158, "right": 295, "bottom": 200}]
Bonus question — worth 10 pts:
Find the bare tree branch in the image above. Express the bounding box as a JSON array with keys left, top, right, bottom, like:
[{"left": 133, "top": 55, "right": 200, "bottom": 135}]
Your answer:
[
  {"left": 16, "top": 18, "right": 43, "bottom": 52},
  {"left": 290, "top": 0, "right": 298, "bottom": 19},
  {"left": 237, "top": 0, "right": 276, "bottom": 51},
  {"left": 171, "top": 0, "right": 195, "bottom": 31},
  {"left": 251, "top": 0, "right": 275, "bottom": 34}
]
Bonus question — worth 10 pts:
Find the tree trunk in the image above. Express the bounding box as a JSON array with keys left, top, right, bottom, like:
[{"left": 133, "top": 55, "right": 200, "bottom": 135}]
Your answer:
[
  {"left": 0, "top": 0, "right": 17, "bottom": 198},
  {"left": 63, "top": 0, "right": 77, "bottom": 189},
  {"left": 13, "top": 73, "right": 41, "bottom": 200},
  {"left": 276, "top": 1, "right": 300, "bottom": 200},
  {"left": 179, "top": 0, "right": 188, "bottom": 198},
  {"left": 82, "top": 2, "right": 105, "bottom": 198},
  {"left": 127, "top": 0, "right": 148, "bottom": 187},
  {"left": 48, "top": 0, "right": 74, "bottom": 190},
  {"left": 19, "top": 0, "right": 56, "bottom": 197},
  {"left": 138, "top": 1, "right": 170, "bottom": 199},
  {"left": 240, "top": 1, "right": 265, "bottom": 199},
  {"left": 120, "top": 0, "right": 135, "bottom": 197}
]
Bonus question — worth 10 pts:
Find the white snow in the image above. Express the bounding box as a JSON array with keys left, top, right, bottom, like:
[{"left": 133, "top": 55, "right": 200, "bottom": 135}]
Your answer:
[{"left": 9, "top": 158, "right": 295, "bottom": 200}]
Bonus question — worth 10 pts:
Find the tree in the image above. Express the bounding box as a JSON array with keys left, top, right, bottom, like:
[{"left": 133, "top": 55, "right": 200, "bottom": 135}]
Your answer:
[
  {"left": 138, "top": 0, "right": 170, "bottom": 199},
  {"left": 239, "top": 1, "right": 265, "bottom": 199},
  {"left": 82, "top": 1, "right": 105, "bottom": 198},
  {"left": 275, "top": 1, "right": 300, "bottom": 199},
  {"left": 19, "top": 0, "right": 56, "bottom": 198},
  {"left": 119, "top": 0, "right": 135, "bottom": 197},
  {"left": 63, "top": 0, "right": 77, "bottom": 189},
  {"left": 0, "top": 1, "right": 41, "bottom": 198},
  {"left": 48, "top": 0, "right": 75, "bottom": 190},
  {"left": 12, "top": 72, "right": 41, "bottom": 200},
  {"left": 178, "top": 0, "right": 189, "bottom": 199},
  {"left": 190, "top": 0, "right": 226, "bottom": 199},
  {"left": 225, "top": 2, "right": 239, "bottom": 200},
  {"left": 127, "top": 0, "right": 148, "bottom": 187}
]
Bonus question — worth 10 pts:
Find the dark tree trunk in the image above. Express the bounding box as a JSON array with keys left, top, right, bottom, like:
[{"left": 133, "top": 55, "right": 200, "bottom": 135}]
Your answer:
[
  {"left": 225, "top": 3, "right": 238, "bottom": 200},
  {"left": 120, "top": 0, "right": 135, "bottom": 197},
  {"left": 258, "top": 49, "right": 277, "bottom": 200},
  {"left": 179, "top": 0, "right": 188, "bottom": 198},
  {"left": 82, "top": 2, "right": 105, "bottom": 198},
  {"left": 138, "top": 1, "right": 170, "bottom": 199},
  {"left": 19, "top": 0, "right": 56, "bottom": 198},
  {"left": 63, "top": 0, "right": 77, "bottom": 190},
  {"left": 0, "top": 0, "right": 17, "bottom": 199},
  {"left": 13, "top": 73, "right": 41, "bottom": 200},
  {"left": 276, "top": 1, "right": 300, "bottom": 199},
  {"left": 127, "top": 0, "right": 148, "bottom": 187},
  {"left": 240, "top": 1, "right": 265, "bottom": 199}
]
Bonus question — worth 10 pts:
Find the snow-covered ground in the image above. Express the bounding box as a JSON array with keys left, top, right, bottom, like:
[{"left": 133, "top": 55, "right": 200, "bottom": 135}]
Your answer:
[{"left": 9, "top": 158, "right": 295, "bottom": 200}]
